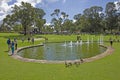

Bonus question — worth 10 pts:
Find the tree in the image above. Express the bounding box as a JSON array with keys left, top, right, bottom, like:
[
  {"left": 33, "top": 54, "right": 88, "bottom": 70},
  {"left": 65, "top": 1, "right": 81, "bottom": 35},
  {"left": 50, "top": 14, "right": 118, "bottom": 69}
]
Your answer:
[
  {"left": 33, "top": 8, "right": 46, "bottom": 33},
  {"left": 84, "top": 6, "right": 103, "bottom": 33},
  {"left": 73, "top": 6, "right": 104, "bottom": 33},
  {"left": 51, "top": 9, "right": 61, "bottom": 33},
  {"left": 73, "top": 13, "right": 82, "bottom": 32},
  {"left": 74, "top": 14, "right": 81, "bottom": 21},
  {"left": 61, "top": 12, "right": 69, "bottom": 21},
  {"left": 105, "top": 2, "right": 117, "bottom": 33},
  {"left": 13, "top": 24, "right": 22, "bottom": 32},
  {"left": 116, "top": 2, "right": 120, "bottom": 32},
  {"left": 78, "top": 15, "right": 90, "bottom": 32},
  {"left": 1, "top": 15, "right": 13, "bottom": 31},
  {"left": 42, "top": 25, "right": 54, "bottom": 33},
  {"left": 51, "top": 9, "right": 69, "bottom": 34},
  {"left": 2, "top": 2, "right": 45, "bottom": 35},
  {"left": 62, "top": 19, "right": 74, "bottom": 33}
]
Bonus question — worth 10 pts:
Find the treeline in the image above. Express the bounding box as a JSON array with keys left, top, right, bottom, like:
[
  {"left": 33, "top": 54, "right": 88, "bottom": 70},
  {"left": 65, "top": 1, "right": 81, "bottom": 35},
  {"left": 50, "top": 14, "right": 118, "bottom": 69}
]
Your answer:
[{"left": 0, "top": 1, "right": 120, "bottom": 35}]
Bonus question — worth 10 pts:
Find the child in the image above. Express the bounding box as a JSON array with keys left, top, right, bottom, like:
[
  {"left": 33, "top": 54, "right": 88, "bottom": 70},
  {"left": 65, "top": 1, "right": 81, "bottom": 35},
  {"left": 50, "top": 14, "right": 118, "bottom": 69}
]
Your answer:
[{"left": 11, "top": 41, "right": 14, "bottom": 55}]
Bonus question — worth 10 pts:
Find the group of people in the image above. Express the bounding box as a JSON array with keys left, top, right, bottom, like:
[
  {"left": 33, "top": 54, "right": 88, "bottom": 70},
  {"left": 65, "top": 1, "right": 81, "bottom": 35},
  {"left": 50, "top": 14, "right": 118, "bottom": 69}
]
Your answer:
[
  {"left": 7, "top": 38, "right": 17, "bottom": 55},
  {"left": 7, "top": 37, "right": 35, "bottom": 55},
  {"left": 28, "top": 37, "right": 34, "bottom": 43},
  {"left": 21, "top": 37, "right": 34, "bottom": 44}
]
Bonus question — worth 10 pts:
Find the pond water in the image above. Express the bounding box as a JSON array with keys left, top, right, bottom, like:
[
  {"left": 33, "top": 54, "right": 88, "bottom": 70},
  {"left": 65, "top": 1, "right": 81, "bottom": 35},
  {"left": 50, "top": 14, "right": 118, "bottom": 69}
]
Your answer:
[{"left": 17, "top": 42, "right": 106, "bottom": 61}]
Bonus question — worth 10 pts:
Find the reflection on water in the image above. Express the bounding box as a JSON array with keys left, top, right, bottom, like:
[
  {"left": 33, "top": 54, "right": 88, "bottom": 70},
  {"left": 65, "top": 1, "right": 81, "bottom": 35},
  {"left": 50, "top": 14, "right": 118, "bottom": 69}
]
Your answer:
[{"left": 17, "top": 42, "right": 106, "bottom": 61}]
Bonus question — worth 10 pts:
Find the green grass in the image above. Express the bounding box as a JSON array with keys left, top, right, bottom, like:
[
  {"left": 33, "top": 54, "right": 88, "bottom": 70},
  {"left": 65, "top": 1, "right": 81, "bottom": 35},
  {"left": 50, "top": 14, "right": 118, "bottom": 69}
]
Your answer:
[{"left": 0, "top": 33, "right": 120, "bottom": 80}]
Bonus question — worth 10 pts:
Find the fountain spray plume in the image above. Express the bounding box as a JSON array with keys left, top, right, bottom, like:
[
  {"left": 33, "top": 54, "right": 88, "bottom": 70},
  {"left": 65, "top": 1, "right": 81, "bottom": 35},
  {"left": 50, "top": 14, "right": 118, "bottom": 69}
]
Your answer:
[
  {"left": 69, "top": 41, "right": 73, "bottom": 46},
  {"left": 86, "top": 37, "right": 89, "bottom": 44}
]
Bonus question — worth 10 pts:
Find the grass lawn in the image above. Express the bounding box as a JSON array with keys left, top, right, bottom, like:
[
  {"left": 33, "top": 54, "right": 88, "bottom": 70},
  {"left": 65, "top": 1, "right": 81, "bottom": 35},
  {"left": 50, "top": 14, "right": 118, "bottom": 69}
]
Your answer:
[{"left": 0, "top": 33, "right": 120, "bottom": 80}]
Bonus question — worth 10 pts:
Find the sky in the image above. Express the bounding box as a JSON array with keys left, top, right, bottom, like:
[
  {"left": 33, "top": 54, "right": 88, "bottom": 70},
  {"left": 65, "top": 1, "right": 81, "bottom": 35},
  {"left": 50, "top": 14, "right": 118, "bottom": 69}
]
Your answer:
[{"left": 0, "top": 0, "right": 119, "bottom": 24}]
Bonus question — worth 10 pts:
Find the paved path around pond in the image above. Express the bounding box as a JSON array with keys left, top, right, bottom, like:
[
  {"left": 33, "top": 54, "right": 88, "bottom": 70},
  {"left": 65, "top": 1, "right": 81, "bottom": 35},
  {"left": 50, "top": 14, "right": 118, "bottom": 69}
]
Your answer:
[{"left": 11, "top": 44, "right": 114, "bottom": 64}]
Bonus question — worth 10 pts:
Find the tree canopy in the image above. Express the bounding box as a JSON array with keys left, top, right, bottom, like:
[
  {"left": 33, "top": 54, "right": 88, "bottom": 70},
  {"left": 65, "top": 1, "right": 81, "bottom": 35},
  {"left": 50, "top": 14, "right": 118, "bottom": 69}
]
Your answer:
[
  {"left": 1, "top": 1, "right": 120, "bottom": 35},
  {"left": 2, "top": 2, "right": 45, "bottom": 35}
]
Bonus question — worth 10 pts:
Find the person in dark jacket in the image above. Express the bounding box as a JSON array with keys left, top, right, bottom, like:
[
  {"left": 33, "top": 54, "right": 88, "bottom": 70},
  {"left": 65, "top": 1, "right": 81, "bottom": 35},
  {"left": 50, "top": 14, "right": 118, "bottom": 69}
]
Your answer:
[
  {"left": 7, "top": 38, "right": 11, "bottom": 51},
  {"left": 109, "top": 37, "right": 113, "bottom": 47}
]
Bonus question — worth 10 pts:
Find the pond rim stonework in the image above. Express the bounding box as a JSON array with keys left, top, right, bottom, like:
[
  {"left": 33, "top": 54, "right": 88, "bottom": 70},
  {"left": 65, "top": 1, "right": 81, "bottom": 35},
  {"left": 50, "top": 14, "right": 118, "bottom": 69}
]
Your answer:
[{"left": 11, "top": 43, "right": 114, "bottom": 64}]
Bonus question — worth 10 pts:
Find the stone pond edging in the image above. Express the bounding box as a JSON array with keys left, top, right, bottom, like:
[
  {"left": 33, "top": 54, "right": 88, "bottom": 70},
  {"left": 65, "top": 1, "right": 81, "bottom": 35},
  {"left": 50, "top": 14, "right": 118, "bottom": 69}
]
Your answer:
[{"left": 11, "top": 44, "right": 114, "bottom": 64}]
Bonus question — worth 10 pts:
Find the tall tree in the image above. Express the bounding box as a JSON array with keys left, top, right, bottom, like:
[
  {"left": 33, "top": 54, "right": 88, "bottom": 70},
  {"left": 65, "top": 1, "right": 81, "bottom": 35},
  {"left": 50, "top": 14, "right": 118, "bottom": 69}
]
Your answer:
[
  {"left": 116, "top": 2, "right": 120, "bottom": 32},
  {"left": 105, "top": 2, "right": 117, "bottom": 33},
  {"left": 51, "top": 9, "right": 61, "bottom": 33},
  {"left": 73, "top": 13, "right": 82, "bottom": 32},
  {"left": 34, "top": 8, "right": 46, "bottom": 33},
  {"left": 51, "top": 9, "right": 69, "bottom": 34},
  {"left": 62, "top": 19, "right": 74, "bottom": 33},
  {"left": 83, "top": 6, "right": 103, "bottom": 33},
  {"left": 2, "top": 2, "right": 45, "bottom": 35}
]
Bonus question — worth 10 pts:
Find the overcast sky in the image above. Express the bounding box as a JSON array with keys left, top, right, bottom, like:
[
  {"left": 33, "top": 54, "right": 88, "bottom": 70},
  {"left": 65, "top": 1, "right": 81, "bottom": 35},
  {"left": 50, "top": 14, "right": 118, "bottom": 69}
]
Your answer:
[{"left": 0, "top": 0, "right": 119, "bottom": 24}]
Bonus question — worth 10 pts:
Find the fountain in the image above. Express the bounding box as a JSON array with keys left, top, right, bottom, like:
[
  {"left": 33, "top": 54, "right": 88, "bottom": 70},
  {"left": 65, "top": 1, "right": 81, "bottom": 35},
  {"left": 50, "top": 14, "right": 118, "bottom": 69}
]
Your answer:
[
  {"left": 91, "top": 38, "right": 93, "bottom": 43},
  {"left": 86, "top": 37, "right": 89, "bottom": 44},
  {"left": 100, "top": 36, "right": 102, "bottom": 44},
  {"left": 80, "top": 40, "right": 83, "bottom": 45},
  {"left": 98, "top": 38, "right": 100, "bottom": 43},
  {"left": 97, "top": 35, "right": 104, "bottom": 45},
  {"left": 76, "top": 41, "right": 79, "bottom": 45},
  {"left": 17, "top": 42, "right": 106, "bottom": 61},
  {"left": 100, "top": 35, "right": 104, "bottom": 45},
  {"left": 63, "top": 41, "right": 67, "bottom": 46},
  {"left": 69, "top": 41, "right": 73, "bottom": 46}
]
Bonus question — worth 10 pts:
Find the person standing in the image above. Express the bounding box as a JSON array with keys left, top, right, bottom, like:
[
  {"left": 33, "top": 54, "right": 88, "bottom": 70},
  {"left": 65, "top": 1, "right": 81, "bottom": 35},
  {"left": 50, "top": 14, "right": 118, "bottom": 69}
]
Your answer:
[
  {"left": 7, "top": 38, "right": 11, "bottom": 51},
  {"left": 14, "top": 38, "right": 17, "bottom": 50},
  {"left": 31, "top": 37, "right": 34, "bottom": 44},
  {"left": 28, "top": 37, "right": 30, "bottom": 42},
  {"left": 11, "top": 41, "right": 15, "bottom": 55},
  {"left": 109, "top": 37, "right": 113, "bottom": 47}
]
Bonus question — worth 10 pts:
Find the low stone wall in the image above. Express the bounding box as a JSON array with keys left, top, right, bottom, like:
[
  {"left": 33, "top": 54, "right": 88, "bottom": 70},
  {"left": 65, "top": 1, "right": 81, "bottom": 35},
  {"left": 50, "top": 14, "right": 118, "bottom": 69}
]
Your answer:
[
  {"left": 83, "top": 45, "right": 114, "bottom": 63},
  {"left": 11, "top": 44, "right": 114, "bottom": 64}
]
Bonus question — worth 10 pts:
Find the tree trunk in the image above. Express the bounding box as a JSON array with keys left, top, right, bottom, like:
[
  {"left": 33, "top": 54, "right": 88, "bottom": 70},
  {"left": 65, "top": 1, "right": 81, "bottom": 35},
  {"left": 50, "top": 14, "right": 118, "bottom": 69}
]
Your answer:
[
  {"left": 24, "top": 27, "right": 27, "bottom": 35},
  {"left": 110, "top": 29, "right": 112, "bottom": 34},
  {"left": 39, "top": 28, "right": 41, "bottom": 33}
]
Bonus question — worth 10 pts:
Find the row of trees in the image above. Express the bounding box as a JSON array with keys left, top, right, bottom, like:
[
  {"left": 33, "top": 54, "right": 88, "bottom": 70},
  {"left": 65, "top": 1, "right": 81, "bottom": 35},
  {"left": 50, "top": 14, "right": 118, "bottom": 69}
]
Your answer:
[
  {"left": 51, "top": 2, "right": 120, "bottom": 34},
  {"left": 0, "top": 1, "right": 120, "bottom": 35}
]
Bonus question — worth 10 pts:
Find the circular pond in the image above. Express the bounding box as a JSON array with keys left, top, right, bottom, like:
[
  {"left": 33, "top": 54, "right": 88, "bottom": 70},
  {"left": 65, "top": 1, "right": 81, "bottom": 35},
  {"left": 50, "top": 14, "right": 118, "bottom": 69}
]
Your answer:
[{"left": 17, "top": 42, "right": 106, "bottom": 61}]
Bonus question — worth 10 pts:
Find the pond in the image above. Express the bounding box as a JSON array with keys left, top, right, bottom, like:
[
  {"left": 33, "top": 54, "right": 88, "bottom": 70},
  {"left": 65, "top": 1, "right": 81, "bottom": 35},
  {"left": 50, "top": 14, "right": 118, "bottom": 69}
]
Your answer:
[{"left": 17, "top": 42, "right": 106, "bottom": 61}]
